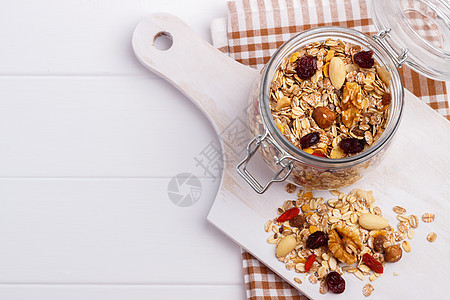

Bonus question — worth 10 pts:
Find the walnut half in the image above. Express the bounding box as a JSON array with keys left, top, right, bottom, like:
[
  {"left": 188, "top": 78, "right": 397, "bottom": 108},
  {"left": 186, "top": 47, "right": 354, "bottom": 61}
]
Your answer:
[{"left": 328, "top": 226, "right": 363, "bottom": 265}]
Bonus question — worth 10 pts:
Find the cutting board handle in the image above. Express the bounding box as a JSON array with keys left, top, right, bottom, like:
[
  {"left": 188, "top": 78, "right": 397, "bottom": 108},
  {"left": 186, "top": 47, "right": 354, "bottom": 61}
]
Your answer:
[{"left": 132, "top": 13, "right": 259, "bottom": 132}]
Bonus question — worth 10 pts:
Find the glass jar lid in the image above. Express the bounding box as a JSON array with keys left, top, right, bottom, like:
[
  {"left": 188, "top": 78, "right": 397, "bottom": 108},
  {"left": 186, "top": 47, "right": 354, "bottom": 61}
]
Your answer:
[{"left": 371, "top": 0, "right": 450, "bottom": 81}]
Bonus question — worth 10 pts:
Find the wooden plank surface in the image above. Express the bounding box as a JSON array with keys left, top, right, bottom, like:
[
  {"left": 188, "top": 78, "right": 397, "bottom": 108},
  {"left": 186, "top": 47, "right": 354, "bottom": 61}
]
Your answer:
[{"left": 0, "top": 0, "right": 246, "bottom": 299}]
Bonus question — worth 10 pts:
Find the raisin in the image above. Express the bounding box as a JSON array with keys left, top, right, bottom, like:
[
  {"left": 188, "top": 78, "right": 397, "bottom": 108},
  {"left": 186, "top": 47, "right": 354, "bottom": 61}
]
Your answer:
[
  {"left": 326, "top": 271, "right": 345, "bottom": 294},
  {"left": 300, "top": 132, "right": 320, "bottom": 149},
  {"left": 289, "top": 215, "right": 306, "bottom": 228},
  {"left": 354, "top": 50, "right": 374, "bottom": 68},
  {"left": 306, "top": 231, "right": 328, "bottom": 249},
  {"left": 296, "top": 56, "right": 317, "bottom": 79},
  {"left": 339, "top": 138, "right": 365, "bottom": 154},
  {"left": 373, "top": 235, "right": 387, "bottom": 252}
]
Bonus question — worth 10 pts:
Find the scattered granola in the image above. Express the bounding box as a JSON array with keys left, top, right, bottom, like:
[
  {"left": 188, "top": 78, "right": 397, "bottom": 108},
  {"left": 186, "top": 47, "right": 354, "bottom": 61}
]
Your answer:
[
  {"left": 401, "top": 241, "right": 411, "bottom": 253},
  {"left": 362, "top": 283, "right": 374, "bottom": 297},
  {"left": 427, "top": 232, "right": 437, "bottom": 242},
  {"left": 265, "top": 189, "right": 417, "bottom": 295},
  {"left": 270, "top": 38, "right": 391, "bottom": 159},
  {"left": 421, "top": 212, "right": 435, "bottom": 223},
  {"left": 285, "top": 183, "right": 297, "bottom": 193}
]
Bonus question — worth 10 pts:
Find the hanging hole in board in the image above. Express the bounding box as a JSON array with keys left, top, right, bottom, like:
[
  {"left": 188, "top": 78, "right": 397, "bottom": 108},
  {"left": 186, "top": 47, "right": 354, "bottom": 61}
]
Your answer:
[{"left": 153, "top": 31, "right": 173, "bottom": 51}]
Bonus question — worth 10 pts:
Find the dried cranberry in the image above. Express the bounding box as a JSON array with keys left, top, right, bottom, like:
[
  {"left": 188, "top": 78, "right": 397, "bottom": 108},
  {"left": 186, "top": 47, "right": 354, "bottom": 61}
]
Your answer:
[
  {"left": 289, "top": 215, "right": 306, "bottom": 228},
  {"left": 306, "top": 231, "right": 328, "bottom": 249},
  {"left": 339, "top": 138, "right": 365, "bottom": 154},
  {"left": 354, "top": 50, "right": 374, "bottom": 68},
  {"left": 296, "top": 56, "right": 317, "bottom": 79},
  {"left": 300, "top": 132, "right": 320, "bottom": 149},
  {"left": 326, "top": 271, "right": 346, "bottom": 294}
]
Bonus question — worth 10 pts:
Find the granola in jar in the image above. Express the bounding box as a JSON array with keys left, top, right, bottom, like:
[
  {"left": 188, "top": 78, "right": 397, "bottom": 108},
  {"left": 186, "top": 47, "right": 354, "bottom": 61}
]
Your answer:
[{"left": 270, "top": 38, "right": 391, "bottom": 159}]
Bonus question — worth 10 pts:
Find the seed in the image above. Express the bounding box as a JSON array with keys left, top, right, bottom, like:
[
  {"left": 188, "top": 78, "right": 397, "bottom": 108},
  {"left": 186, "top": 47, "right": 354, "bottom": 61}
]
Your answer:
[
  {"left": 264, "top": 220, "right": 273, "bottom": 232},
  {"left": 407, "top": 228, "right": 415, "bottom": 239},
  {"left": 409, "top": 215, "right": 419, "bottom": 228},
  {"left": 427, "top": 232, "right": 437, "bottom": 242},
  {"left": 294, "top": 277, "right": 303, "bottom": 284},
  {"left": 422, "top": 212, "right": 435, "bottom": 223},
  {"left": 393, "top": 205, "right": 406, "bottom": 214},
  {"left": 402, "top": 240, "right": 411, "bottom": 252},
  {"left": 393, "top": 272, "right": 399, "bottom": 276},
  {"left": 362, "top": 283, "right": 374, "bottom": 297},
  {"left": 285, "top": 183, "right": 296, "bottom": 193}
]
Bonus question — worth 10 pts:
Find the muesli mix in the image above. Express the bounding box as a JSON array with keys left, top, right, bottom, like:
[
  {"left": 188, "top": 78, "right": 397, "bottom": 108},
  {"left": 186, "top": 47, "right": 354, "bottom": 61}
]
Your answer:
[
  {"left": 270, "top": 38, "right": 392, "bottom": 158},
  {"left": 265, "top": 184, "right": 437, "bottom": 296}
]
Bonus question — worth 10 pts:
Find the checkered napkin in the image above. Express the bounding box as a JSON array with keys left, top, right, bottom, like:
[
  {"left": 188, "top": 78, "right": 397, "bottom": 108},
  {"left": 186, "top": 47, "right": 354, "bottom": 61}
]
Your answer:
[
  {"left": 210, "top": 0, "right": 450, "bottom": 299},
  {"left": 210, "top": 0, "right": 450, "bottom": 122}
]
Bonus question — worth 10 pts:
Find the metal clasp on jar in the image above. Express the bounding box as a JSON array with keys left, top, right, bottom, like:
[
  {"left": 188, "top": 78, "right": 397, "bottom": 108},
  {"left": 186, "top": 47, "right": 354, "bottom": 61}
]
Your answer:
[
  {"left": 236, "top": 131, "right": 293, "bottom": 194},
  {"left": 373, "top": 29, "right": 409, "bottom": 68}
]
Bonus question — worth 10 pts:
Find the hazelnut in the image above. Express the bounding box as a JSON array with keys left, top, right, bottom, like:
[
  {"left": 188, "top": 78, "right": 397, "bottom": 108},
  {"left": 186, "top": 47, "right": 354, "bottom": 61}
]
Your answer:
[
  {"left": 373, "top": 235, "right": 387, "bottom": 252},
  {"left": 384, "top": 244, "right": 402, "bottom": 262},
  {"left": 312, "top": 106, "right": 336, "bottom": 129}
]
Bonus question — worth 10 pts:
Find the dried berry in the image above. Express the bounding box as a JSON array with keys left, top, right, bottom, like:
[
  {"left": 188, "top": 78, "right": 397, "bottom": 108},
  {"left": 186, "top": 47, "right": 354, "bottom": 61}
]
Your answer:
[
  {"left": 300, "top": 132, "right": 320, "bottom": 149},
  {"left": 384, "top": 244, "right": 402, "bottom": 262},
  {"left": 305, "top": 254, "right": 316, "bottom": 272},
  {"left": 312, "top": 151, "right": 326, "bottom": 158},
  {"left": 296, "top": 56, "right": 317, "bottom": 79},
  {"left": 312, "top": 106, "right": 337, "bottom": 129},
  {"left": 326, "top": 271, "right": 345, "bottom": 294},
  {"left": 306, "top": 231, "right": 328, "bottom": 249},
  {"left": 277, "top": 207, "right": 299, "bottom": 222},
  {"left": 289, "top": 214, "right": 306, "bottom": 228},
  {"left": 339, "top": 138, "right": 365, "bottom": 154},
  {"left": 354, "top": 50, "right": 374, "bottom": 68},
  {"left": 373, "top": 235, "right": 387, "bottom": 252},
  {"left": 362, "top": 253, "right": 384, "bottom": 273}
]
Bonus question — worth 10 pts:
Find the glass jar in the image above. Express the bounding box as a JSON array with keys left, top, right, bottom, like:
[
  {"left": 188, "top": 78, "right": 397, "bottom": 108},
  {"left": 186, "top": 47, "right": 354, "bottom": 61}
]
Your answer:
[{"left": 237, "top": 26, "right": 405, "bottom": 193}]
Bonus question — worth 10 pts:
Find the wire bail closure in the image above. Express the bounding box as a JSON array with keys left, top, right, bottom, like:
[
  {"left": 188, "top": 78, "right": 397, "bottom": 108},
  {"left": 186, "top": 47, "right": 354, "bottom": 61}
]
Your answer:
[
  {"left": 236, "top": 131, "right": 293, "bottom": 194},
  {"left": 373, "top": 28, "right": 409, "bottom": 67}
]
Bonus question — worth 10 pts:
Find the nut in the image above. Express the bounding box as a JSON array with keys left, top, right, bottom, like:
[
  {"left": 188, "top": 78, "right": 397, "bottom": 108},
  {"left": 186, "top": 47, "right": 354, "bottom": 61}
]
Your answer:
[
  {"left": 329, "top": 57, "right": 346, "bottom": 89},
  {"left": 312, "top": 106, "right": 336, "bottom": 129},
  {"left": 376, "top": 66, "right": 391, "bottom": 86},
  {"left": 384, "top": 244, "right": 402, "bottom": 262},
  {"left": 328, "top": 226, "right": 362, "bottom": 265},
  {"left": 276, "top": 235, "right": 297, "bottom": 257},
  {"left": 358, "top": 213, "right": 389, "bottom": 230}
]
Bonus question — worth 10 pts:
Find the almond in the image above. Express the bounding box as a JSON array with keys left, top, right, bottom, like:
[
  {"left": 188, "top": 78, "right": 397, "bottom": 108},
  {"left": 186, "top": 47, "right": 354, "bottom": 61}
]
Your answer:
[
  {"left": 329, "top": 57, "right": 346, "bottom": 89},
  {"left": 377, "top": 66, "right": 391, "bottom": 86},
  {"left": 276, "top": 235, "right": 296, "bottom": 257},
  {"left": 358, "top": 213, "right": 389, "bottom": 230}
]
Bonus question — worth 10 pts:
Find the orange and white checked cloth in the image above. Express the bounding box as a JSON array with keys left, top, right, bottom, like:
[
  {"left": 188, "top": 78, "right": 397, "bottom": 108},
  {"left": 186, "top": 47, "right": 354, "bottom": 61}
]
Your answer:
[{"left": 210, "top": 0, "right": 449, "bottom": 299}]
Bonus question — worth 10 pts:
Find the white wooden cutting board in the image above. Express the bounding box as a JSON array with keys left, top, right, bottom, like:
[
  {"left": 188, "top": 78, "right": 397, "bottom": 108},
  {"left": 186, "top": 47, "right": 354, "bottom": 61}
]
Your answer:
[{"left": 133, "top": 13, "right": 450, "bottom": 299}]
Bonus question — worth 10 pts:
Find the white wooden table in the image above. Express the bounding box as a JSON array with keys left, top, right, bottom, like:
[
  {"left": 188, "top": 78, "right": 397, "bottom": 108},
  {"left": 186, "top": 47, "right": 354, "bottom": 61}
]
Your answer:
[{"left": 0, "top": 0, "right": 246, "bottom": 299}]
